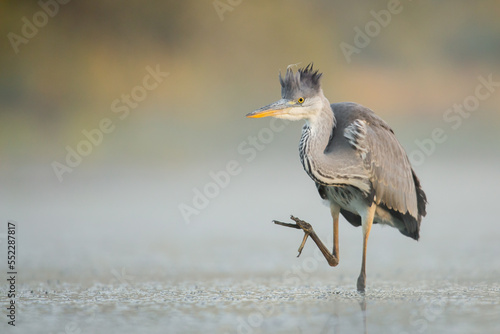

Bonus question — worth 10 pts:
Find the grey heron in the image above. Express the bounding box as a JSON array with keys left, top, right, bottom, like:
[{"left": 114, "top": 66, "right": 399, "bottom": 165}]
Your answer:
[{"left": 246, "top": 64, "right": 427, "bottom": 292}]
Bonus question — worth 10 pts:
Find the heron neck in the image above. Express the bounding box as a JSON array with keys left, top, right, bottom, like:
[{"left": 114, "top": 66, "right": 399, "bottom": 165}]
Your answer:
[
  {"left": 304, "top": 98, "right": 335, "bottom": 154},
  {"left": 299, "top": 98, "right": 335, "bottom": 178}
]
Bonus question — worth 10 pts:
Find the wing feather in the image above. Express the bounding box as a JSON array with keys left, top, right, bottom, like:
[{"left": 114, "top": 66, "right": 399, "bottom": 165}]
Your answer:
[
  {"left": 335, "top": 103, "right": 419, "bottom": 218},
  {"left": 365, "top": 119, "right": 418, "bottom": 217}
]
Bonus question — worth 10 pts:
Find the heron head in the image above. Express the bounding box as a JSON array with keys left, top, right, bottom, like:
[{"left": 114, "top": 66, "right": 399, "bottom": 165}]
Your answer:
[{"left": 246, "top": 63, "right": 325, "bottom": 121}]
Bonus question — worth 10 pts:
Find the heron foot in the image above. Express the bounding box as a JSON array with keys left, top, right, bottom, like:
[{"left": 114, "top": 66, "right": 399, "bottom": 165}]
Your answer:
[
  {"left": 357, "top": 272, "right": 366, "bottom": 293},
  {"left": 273, "top": 215, "right": 315, "bottom": 257}
]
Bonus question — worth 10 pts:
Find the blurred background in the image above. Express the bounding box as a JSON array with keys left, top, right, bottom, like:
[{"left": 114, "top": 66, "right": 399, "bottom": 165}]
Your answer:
[{"left": 1, "top": 0, "right": 500, "bottom": 331}]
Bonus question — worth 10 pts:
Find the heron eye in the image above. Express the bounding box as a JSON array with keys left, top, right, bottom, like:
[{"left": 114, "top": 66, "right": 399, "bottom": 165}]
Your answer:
[{"left": 298, "top": 97, "right": 305, "bottom": 104}]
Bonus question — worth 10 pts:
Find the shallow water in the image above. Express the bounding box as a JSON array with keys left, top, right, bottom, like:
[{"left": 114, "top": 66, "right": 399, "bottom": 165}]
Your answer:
[
  {"left": 1, "top": 153, "right": 500, "bottom": 333},
  {"left": 2, "top": 278, "right": 499, "bottom": 333}
]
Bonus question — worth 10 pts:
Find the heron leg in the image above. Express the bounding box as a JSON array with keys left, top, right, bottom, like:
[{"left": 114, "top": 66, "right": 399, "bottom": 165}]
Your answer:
[
  {"left": 274, "top": 215, "right": 339, "bottom": 267},
  {"left": 331, "top": 204, "right": 340, "bottom": 261},
  {"left": 357, "top": 203, "right": 376, "bottom": 293}
]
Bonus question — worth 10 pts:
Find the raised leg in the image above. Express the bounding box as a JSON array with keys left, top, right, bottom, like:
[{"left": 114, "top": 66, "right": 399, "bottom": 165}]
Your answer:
[
  {"left": 274, "top": 211, "right": 339, "bottom": 267},
  {"left": 331, "top": 204, "right": 340, "bottom": 261},
  {"left": 357, "top": 203, "right": 376, "bottom": 293}
]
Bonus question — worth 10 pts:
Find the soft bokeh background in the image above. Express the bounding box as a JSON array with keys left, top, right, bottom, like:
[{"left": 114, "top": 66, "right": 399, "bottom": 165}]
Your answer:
[{"left": 1, "top": 1, "right": 500, "bottom": 333}]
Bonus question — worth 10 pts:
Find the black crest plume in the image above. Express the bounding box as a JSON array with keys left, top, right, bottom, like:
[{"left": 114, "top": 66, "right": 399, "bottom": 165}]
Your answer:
[{"left": 279, "top": 63, "right": 323, "bottom": 99}]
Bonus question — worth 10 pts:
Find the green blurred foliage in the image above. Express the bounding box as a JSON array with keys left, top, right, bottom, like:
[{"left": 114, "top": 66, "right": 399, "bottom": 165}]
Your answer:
[{"left": 1, "top": 0, "right": 499, "bottom": 167}]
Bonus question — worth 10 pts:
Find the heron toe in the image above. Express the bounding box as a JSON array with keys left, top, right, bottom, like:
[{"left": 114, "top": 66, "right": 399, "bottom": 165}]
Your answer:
[{"left": 290, "top": 216, "right": 314, "bottom": 234}]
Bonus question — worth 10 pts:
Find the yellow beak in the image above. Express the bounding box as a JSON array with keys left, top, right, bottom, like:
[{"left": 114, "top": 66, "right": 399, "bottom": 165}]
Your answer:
[{"left": 246, "top": 99, "right": 293, "bottom": 118}]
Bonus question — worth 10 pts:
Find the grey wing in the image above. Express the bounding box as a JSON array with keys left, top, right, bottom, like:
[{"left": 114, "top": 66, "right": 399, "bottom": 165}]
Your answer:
[
  {"left": 340, "top": 106, "right": 419, "bottom": 218},
  {"left": 365, "top": 122, "right": 418, "bottom": 218}
]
